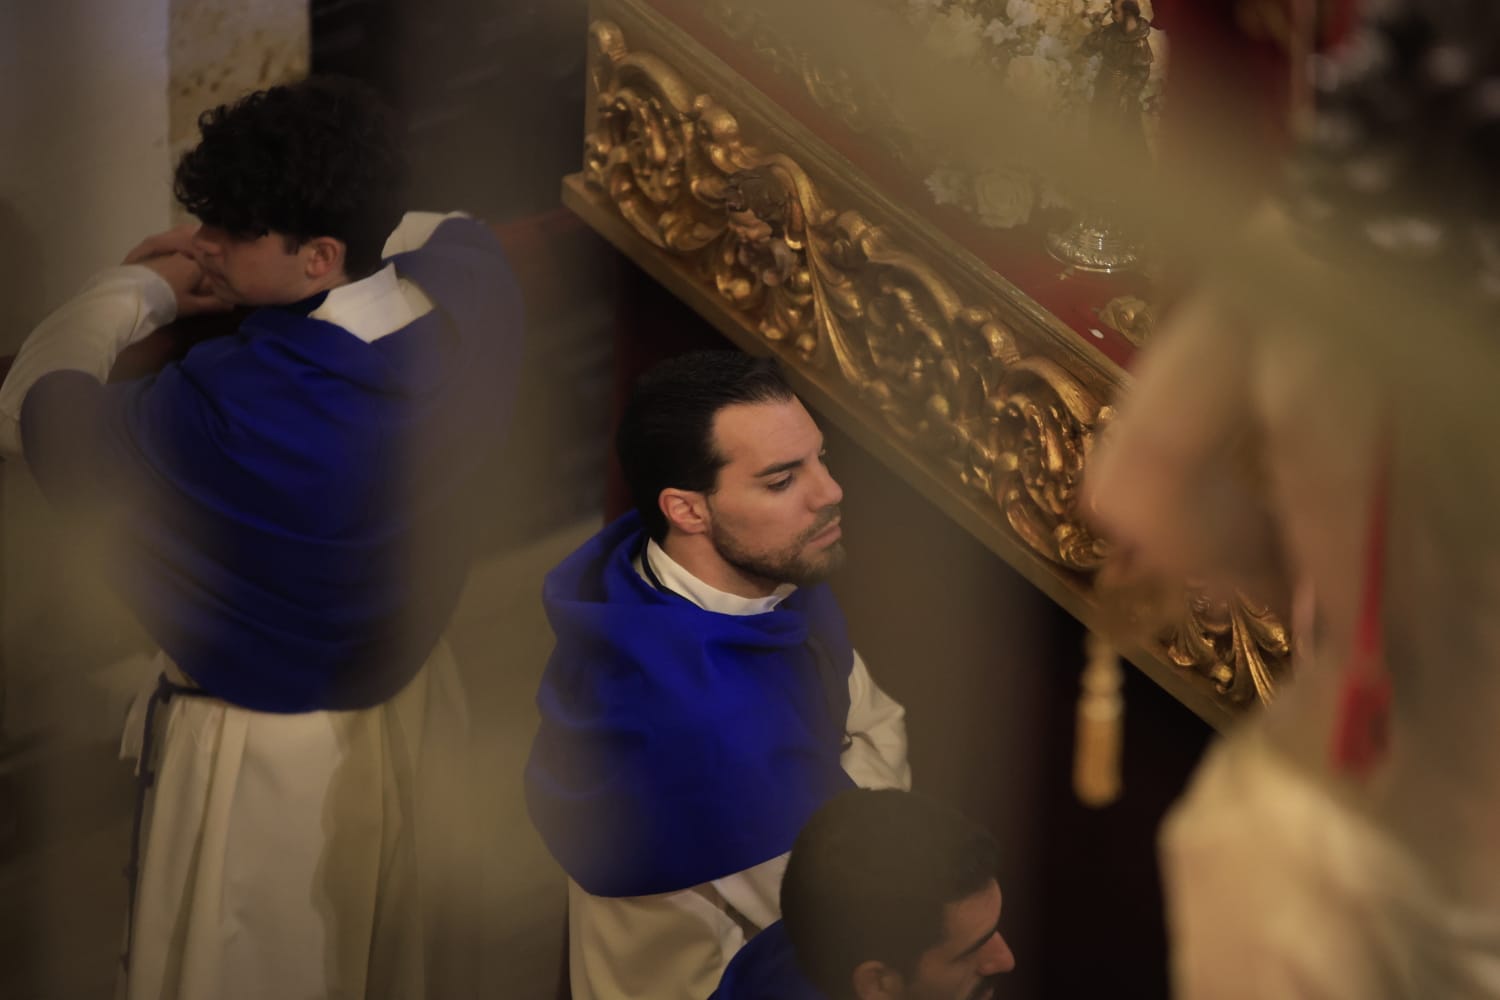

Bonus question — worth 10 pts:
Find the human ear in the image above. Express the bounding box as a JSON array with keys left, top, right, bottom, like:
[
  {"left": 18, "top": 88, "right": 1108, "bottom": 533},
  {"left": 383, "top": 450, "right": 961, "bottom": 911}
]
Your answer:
[
  {"left": 851, "top": 960, "right": 903, "bottom": 1000},
  {"left": 303, "top": 236, "right": 347, "bottom": 280},
  {"left": 659, "top": 488, "right": 709, "bottom": 537}
]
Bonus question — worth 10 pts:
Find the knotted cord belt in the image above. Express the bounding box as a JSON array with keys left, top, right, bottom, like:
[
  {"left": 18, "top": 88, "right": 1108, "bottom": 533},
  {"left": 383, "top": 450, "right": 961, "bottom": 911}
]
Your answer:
[{"left": 121, "top": 672, "right": 214, "bottom": 977}]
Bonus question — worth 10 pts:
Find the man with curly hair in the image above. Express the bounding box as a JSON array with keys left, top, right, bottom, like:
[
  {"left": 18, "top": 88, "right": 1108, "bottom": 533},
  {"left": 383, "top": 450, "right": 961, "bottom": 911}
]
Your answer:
[{"left": 0, "top": 76, "right": 523, "bottom": 999}]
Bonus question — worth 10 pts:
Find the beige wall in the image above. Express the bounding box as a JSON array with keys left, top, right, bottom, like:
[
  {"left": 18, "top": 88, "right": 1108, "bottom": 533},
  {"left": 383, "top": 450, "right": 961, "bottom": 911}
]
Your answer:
[
  {"left": 0, "top": 1, "right": 172, "bottom": 354},
  {"left": 168, "top": 0, "right": 309, "bottom": 202}
]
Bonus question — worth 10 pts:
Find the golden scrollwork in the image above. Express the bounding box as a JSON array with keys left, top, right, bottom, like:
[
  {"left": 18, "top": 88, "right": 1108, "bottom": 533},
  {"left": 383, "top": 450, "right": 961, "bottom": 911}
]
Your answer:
[
  {"left": 992, "top": 359, "right": 1111, "bottom": 573},
  {"left": 1098, "top": 294, "right": 1157, "bottom": 347},
  {"left": 579, "top": 18, "right": 1289, "bottom": 712},
  {"left": 1164, "top": 589, "right": 1290, "bottom": 706}
]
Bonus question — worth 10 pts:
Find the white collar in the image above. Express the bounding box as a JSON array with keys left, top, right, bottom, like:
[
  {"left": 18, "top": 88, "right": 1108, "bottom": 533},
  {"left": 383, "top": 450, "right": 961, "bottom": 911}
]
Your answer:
[
  {"left": 641, "top": 538, "right": 796, "bottom": 616},
  {"left": 308, "top": 262, "right": 432, "bottom": 343}
]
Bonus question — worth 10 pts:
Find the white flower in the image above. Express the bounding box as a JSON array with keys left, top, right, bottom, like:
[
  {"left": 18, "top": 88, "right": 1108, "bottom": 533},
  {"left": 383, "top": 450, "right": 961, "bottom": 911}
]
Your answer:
[
  {"left": 973, "top": 168, "right": 1036, "bottom": 228},
  {"left": 925, "top": 165, "right": 968, "bottom": 207},
  {"left": 925, "top": 8, "right": 986, "bottom": 62},
  {"left": 1004, "top": 53, "right": 1065, "bottom": 106},
  {"left": 1034, "top": 33, "right": 1070, "bottom": 62},
  {"left": 1005, "top": 0, "right": 1041, "bottom": 29},
  {"left": 983, "top": 18, "right": 1019, "bottom": 44}
]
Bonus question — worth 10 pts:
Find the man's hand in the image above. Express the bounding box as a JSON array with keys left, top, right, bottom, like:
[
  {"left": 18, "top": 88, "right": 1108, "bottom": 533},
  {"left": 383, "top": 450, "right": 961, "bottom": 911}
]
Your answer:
[
  {"left": 139, "top": 253, "right": 230, "bottom": 317},
  {"left": 125, "top": 225, "right": 230, "bottom": 317},
  {"left": 123, "top": 223, "right": 201, "bottom": 265}
]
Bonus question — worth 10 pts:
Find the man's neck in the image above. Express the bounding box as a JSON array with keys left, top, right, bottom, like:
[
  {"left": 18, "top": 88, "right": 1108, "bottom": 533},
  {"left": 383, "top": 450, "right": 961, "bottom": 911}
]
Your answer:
[
  {"left": 659, "top": 534, "right": 780, "bottom": 600},
  {"left": 309, "top": 270, "right": 353, "bottom": 297}
]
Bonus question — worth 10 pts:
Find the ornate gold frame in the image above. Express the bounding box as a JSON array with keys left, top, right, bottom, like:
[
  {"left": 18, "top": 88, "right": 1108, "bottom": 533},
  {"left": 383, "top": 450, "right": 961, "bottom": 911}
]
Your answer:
[{"left": 564, "top": 0, "right": 1289, "bottom": 728}]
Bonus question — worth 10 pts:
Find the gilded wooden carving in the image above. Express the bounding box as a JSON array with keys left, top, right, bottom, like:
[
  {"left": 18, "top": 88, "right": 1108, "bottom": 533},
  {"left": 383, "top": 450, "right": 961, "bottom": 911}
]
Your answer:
[
  {"left": 1164, "top": 591, "right": 1290, "bottom": 706},
  {"left": 578, "top": 17, "right": 1288, "bottom": 713},
  {"left": 1098, "top": 295, "right": 1157, "bottom": 347}
]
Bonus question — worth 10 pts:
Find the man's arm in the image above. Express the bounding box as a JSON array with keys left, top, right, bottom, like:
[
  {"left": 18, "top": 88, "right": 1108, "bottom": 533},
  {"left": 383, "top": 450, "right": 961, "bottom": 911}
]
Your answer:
[
  {"left": 841, "top": 651, "right": 912, "bottom": 791},
  {"left": 1, "top": 233, "right": 226, "bottom": 462},
  {"left": 0, "top": 266, "right": 178, "bottom": 459}
]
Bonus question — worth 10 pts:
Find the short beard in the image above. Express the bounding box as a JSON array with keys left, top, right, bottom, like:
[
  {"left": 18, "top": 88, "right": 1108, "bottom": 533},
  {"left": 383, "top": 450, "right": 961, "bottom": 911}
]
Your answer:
[
  {"left": 709, "top": 505, "right": 846, "bottom": 588},
  {"left": 966, "top": 975, "right": 1001, "bottom": 1000}
]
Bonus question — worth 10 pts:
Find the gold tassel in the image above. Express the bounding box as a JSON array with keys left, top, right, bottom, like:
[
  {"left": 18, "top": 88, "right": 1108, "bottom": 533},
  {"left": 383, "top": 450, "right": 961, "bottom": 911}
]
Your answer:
[{"left": 1073, "top": 631, "right": 1124, "bottom": 808}]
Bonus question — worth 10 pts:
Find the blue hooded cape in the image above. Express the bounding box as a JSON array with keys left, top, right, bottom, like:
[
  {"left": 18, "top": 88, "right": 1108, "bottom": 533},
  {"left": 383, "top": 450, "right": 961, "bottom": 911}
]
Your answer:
[
  {"left": 524, "top": 513, "right": 856, "bottom": 898},
  {"left": 711, "top": 922, "right": 826, "bottom": 1000},
  {"left": 21, "top": 216, "right": 522, "bottom": 712}
]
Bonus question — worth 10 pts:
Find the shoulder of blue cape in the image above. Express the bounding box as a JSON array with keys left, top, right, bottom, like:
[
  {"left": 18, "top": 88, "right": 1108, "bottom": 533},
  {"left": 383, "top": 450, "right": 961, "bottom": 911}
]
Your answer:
[
  {"left": 711, "top": 922, "right": 828, "bottom": 1000},
  {"left": 524, "top": 512, "right": 858, "bottom": 897},
  {"left": 23, "top": 213, "right": 524, "bottom": 520}
]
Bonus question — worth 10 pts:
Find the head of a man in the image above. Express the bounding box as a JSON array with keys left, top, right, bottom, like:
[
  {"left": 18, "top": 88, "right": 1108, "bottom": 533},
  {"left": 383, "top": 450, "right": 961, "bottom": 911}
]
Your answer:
[
  {"left": 172, "top": 75, "right": 406, "bottom": 307},
  {"left": 616, "top": 350, "right": 845, "bottom": 597},
  {"left": 782, "top": 789, "right": 1015, "bottom": 1000}
]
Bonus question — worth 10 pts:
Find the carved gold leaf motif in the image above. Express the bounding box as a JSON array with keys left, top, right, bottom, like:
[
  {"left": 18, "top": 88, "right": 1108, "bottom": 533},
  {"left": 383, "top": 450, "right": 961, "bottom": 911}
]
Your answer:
[{"left": 580, "top": 19, "right": 1288, "bottom": 712}]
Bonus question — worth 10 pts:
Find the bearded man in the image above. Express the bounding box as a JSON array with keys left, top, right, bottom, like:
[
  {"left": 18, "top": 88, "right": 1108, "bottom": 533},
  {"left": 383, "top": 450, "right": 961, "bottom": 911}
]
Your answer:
[{"left": 525, "top": 350, "right": 911, "bottom": 1000}]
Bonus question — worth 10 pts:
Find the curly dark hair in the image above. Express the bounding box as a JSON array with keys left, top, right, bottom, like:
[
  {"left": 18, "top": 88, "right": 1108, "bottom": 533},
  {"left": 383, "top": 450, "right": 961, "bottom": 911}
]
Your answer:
[{"left": 173, "top": 76, "right": 407, "bottom": 278}]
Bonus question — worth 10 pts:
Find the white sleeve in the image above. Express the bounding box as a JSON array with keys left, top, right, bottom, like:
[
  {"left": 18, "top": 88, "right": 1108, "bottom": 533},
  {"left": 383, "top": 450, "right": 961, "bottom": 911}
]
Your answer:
[
  {"left": 840, "top": 650, "right": 912, "bottom": 791},
  {"left": 568, "top": 879, "right": 748, "bottom": 1000},
  {"left": 710, "top": 852, "right": 788, "bottom": 932},
  {"left": 381, "top": 211, "right": 471, "bottom": 256},
  {"left": 0, "top": 266, "right": 177, "bottom": 459}
]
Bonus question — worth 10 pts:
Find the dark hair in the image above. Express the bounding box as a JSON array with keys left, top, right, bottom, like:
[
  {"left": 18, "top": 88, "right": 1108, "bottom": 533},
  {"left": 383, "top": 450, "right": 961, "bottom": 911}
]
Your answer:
[
  {"left": 780, "top": 789, "right": 1000, "bottom": 1000},
  {"left": 615, "top": 350, "right": 796, "bottom": 542},
  {"left": 173, "top": 76, "right": 407, "bottom": 278}
]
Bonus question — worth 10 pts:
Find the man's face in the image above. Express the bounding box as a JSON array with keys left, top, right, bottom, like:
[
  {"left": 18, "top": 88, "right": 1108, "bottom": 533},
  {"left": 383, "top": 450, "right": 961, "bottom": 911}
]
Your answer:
[
  {"left": 904, "top": 880, "right": 1015, "bottom": 1000},
  {"left": 190, "top": 224, "right": 316, "bottom": 307},
  {"left": 701, "top": 397, "right": 846, "bottom": 589}
]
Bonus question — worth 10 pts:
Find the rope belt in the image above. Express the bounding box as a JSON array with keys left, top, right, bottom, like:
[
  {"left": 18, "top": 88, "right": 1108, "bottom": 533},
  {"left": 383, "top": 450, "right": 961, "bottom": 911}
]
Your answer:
[{"left": 121, "top": 672, "right": 215, "bottom": 976}]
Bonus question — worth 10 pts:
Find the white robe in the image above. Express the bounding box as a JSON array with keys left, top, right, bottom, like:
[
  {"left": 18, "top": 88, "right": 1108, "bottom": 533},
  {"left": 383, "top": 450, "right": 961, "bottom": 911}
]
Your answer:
[{"left": 119, "top": 643, "right": 465, "bottom": 1000}]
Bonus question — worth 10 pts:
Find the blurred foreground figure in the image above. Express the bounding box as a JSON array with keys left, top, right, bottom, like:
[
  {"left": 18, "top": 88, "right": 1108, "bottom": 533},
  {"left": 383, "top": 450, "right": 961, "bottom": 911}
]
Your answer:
[
  {"left": 1088, "top": 3, "right": 1500, "bottom": 996},
  {"left": 712, "top": 788, "right": 1015, "bottom": 1000},
  {"left": 525, "top": 351, "right": 910, "bottom": 999},
  {"left": 0, "top": 78, "right": 522, "bottom": 999}
]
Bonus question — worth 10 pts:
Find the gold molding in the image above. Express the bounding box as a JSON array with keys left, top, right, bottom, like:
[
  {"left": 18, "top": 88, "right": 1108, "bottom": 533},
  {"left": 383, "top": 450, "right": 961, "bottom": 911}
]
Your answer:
[{"left": 570, "top": 9, "right": 1290, "bottom": 726}]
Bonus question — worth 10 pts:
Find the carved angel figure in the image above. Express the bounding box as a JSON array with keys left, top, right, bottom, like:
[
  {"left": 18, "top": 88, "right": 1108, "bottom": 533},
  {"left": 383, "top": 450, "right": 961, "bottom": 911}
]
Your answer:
[{"left": 723, "top": 168, "right": 803, "bottom": 287}]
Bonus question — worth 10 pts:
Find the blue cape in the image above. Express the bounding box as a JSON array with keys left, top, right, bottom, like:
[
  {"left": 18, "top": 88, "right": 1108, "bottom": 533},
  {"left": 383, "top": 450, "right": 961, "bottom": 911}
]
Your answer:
[
  {"left": 712, "top": 922, "right": 826, "bottom": 1000},
  {"left": 524, "top": 513, "right": 856, "bottom": 897},
  {"left": 22, "top": 217, "right": 522, "bottom": 711}
]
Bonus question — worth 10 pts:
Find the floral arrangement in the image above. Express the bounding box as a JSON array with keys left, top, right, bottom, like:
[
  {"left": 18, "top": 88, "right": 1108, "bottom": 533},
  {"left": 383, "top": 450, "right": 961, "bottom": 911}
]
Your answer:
[{"left": 904, "top": 0, "right": 1163, "bottom": 228}]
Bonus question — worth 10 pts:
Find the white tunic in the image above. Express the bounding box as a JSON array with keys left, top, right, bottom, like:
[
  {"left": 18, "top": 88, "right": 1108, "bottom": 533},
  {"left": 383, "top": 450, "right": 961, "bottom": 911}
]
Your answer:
[{"left": 566, "top": 540, "right": 911, "bottom": 1000}]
